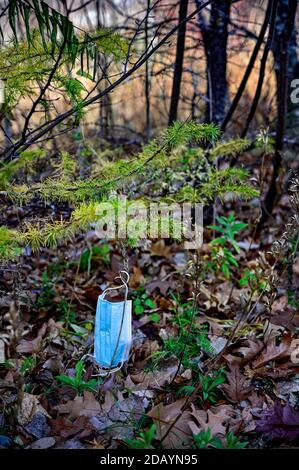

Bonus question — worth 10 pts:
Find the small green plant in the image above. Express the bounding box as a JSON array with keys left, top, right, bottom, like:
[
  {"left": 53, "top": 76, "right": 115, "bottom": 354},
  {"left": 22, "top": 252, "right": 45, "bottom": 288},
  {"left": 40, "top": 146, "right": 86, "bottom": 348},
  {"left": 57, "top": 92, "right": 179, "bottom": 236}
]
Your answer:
[
  {"left": 152, "top": 323, "right": 214, "bottom": 373},
  {"left": 208, "top": 214, "right": 247, "bottom": 252},
  {"left": 20, "top": 356, "right": 36, "bottom": 375},
  {"left": 56, "top": 360, "right": 99, "bottom": 395},
  {"left": 80, "top": 243, "right": 110, "bottom": 273},
  {"left": 57, "top": 298, "right": 76, "bottom": 327},
  {"left": 208, "top": 214, "right": 247, "bottom": 278},
  {"left": 193, "top": 429, "right": 248, "bottom": 449},
  {"left": 221, "top": 431, "right": 248, "bottom": 449},
  {"left": 133, "top": 288, "right": 156, "bottom": 315},
  {"left": 149, "top": 295, "right": 214, "bottom": 373},
  {"left": 0, "top": 360, "right": 13, "bottom": 370},
  {"left": 197, "top": 368, "right": 226, "bottom": 404},
  {"left": 170, "top": 295, "right": 198, "bottom": 328},
  {"left": 192, "top": 428, "right": 222, "bottom": 449},
  {"left": 34, "top": 271, "right": 56, "bottom": 310},
  {"left": 239, "top": 267, "right": 269, "bottom": 291},
  {"left": 125, "top": 423, "right": 156, "bottom": 449}
]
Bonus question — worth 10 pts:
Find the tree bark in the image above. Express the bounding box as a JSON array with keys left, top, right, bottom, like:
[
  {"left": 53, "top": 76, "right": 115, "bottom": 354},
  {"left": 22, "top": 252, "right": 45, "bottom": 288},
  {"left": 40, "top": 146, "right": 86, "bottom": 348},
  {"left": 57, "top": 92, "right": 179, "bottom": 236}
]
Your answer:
[
  {"left": 198, "top": 0, "right": 230, "bottom": 124},
  {"left": 145, "top": 0, "right": 152, "bottom": 140},
  {"left": 168, "top": 0, "right": 189, "bottom": 126},
  {"left": 259, "top": 0, "right": 298, "bottom": 228},
  {"left": 241, "top": 0, "right": 279, "bottom": 138},
  {"left": 271, "top": 0, "right": 299, "bottom": 130}
]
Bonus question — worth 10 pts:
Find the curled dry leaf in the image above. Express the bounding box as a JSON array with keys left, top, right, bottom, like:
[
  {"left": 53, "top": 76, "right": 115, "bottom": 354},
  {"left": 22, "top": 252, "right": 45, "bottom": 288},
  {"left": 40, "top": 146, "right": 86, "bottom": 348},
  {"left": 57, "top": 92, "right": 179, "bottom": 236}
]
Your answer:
[
  {"left": 224, "top": 339, "right": 264, "bottom": 365},
  {"left": 16, "top": 323, "right": 47, "bottom": 354},
  {"left": 252, "top": 335, "right": 291, "bottom": 369}
]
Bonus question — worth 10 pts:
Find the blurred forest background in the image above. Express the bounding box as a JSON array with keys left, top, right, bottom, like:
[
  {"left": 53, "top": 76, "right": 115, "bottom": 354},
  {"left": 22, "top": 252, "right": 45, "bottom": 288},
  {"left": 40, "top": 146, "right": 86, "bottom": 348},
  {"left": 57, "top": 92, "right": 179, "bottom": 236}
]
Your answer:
[{"left": 2, "top": 0, "right": 299, "bottom": 142}]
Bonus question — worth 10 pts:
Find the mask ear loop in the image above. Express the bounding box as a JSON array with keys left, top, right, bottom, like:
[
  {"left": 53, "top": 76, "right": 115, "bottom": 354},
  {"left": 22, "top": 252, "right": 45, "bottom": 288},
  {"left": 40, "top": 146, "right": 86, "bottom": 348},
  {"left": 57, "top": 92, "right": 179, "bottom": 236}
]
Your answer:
[{"left": 82, "top": 270, "right": 130, "bottom": 377}]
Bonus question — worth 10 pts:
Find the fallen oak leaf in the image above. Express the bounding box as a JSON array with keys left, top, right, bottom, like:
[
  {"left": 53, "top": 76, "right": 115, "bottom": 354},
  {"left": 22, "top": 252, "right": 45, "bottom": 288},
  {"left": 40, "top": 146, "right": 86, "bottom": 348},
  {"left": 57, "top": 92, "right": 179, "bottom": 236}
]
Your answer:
[
  {"left": 147, "top": 399, "right": 192, "bottom": 449},
  {"left": 131, "top": 356, "right": 181, "bottom": 389},
  {"left": 188, "top": 404, "right": 227, "bottom": 437},
  {"left": 55, "top": 391, "right": 102, "bottom": 418},
  {"left": 270, "top": 307, "right": 299, "bottom": 330},
  {"left": 221, "top": 365, "right": 252, "bottom": 403},
  {"left": 252, "top": 335, "right": 291, "bottom": 369},
  {"left": 255, "top": 401, "right": 299, "bottom": 441},
  {"left": 224, "top": 339, "right": 264, "bottom": 365},
  {"left": 50, "top": 416, "right": 91, "bottom": 439}
]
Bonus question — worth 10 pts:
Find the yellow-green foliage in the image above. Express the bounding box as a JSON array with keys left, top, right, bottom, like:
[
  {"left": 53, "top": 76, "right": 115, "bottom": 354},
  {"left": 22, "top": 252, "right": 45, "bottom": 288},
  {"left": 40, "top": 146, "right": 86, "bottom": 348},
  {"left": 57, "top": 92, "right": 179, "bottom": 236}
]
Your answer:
[
  {"left": 0, "top": 123, "right": 260, "bottom": 261},
  {"left": 0, "top": 27, "right": 129, "bottom": 113},
  {"left": 197, "top": 168, "right": 259, "bottom": 201},
  {"left": 89, "top": 29, "right": 130, "bottom": 62},
  {"left": 0, "top": 149, "right": 46, "bottom": 188},
  {"left": 0, "top": 226, "right": 23, "bottom": 260},
  {"left": 55, "top": 152, "right": 78, "bottom": 181},
  {"left": 209, "top": 138, "right": 250, "bottom": 160},
  {"left": 0, "top": 31, "right": 82, "bottom": 111},
  {"left": 7, "top": 122, "right": 220, "bottom": 205},
  {"left": 164, "top": 168, "right": 258, "bottom": 204}
]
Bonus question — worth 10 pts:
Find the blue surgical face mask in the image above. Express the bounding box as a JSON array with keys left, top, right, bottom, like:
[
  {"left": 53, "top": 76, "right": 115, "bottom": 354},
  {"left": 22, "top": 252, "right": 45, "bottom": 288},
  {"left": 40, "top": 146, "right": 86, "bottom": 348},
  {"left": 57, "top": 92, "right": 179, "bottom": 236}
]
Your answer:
[{"left": 94, "top": 293, "right": 132, "bottom": 369}]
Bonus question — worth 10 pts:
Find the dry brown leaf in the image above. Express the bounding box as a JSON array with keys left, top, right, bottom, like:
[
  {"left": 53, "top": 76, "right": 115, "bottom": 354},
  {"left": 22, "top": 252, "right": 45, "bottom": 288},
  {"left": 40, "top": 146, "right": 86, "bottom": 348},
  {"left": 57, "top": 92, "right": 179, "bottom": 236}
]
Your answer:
[
  {"left": 270, "top": 308, "right": 299, "bottom": 330},
  {"left": 188, "top": 404, "right": 228, "bottom": 437},
  {"left": 16, "top": 323, "right": 47, "bottom": 354},
  {"left": 225, "top": 339, "right": 263, "bottom": 365},
  {"left": 294, "top": 256, "right": 299, "bottom": 276},
  {"left": 252, "top": 335, "right": 290, "bottom": 369},
  {"left": 147, "top": 399, "right": 192, "bottom": 448},
  {"left": 55, "top": 391, "right": 102, "bottom": 418},
  {"left": 150, "top": 240, "right": 172, "bottom": 258},
  {"left": 50, "top": 416, "right": 91, "bottom": 438},
  {"left": 146, "top": 279, "right": 175, "bottom": 296},
  {"left": 101, "top": 390, "right": 115, "bottom": 413},
  {"left": 131, "top": 356, "right": 180, "bottom": 389},
  {"left": 221, "top": 365, "right": 252, "bottom": 403},
  {"left": 17, "top": 392, "right": 50, "bottom": 426},
  {"left": 129, "top": 266, "right": 145, "bottom": 288}
]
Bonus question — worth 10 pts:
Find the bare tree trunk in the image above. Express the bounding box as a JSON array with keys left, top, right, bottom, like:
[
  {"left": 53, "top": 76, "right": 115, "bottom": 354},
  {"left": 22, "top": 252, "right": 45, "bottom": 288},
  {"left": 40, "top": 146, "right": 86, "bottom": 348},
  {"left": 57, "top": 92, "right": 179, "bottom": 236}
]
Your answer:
[
  {"left": 96, "top": 0, "right": 113, "bottom": 139},
  {"left": 198, "top": 0, "right": 230, "bottom": 124},
  {"left": 241, "top": 0, "right": 279, "bottom": 138},
  {"left": 259, "top": 0, "right": 298, "bottom": 227},
  {"left": 145, "top": 0, "right": 152, "bottom": 140},
  {"left": 168, "top": 0, "right": 189, "bottom": 126},
  {"left": 271, "top": 0, "right": 299, "bottom": 131}
]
